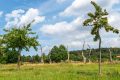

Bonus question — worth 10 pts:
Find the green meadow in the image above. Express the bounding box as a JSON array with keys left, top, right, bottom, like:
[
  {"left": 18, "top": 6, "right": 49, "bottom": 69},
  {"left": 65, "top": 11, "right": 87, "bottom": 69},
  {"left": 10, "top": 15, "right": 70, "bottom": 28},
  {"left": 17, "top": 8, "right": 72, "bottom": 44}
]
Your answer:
[{"left": 0, "top": 63, "right": 120, "bottom": 80}]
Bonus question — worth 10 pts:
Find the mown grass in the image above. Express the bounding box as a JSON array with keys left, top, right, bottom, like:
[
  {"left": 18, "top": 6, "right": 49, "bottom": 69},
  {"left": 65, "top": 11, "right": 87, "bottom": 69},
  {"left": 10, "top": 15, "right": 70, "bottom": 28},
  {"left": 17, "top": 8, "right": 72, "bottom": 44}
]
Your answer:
[{"left": 0, "top": 63, "right": 120, "bottom": 80}]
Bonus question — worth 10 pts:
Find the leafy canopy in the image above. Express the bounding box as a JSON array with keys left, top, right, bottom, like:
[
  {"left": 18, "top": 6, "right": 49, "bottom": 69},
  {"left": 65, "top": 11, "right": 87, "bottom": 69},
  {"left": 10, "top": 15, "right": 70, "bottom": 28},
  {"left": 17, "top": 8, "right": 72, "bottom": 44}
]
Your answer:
[
  {"left": 50, "top": 45, "right": 68, "bottom": 62},
  {"left": 83, "top": 1, "right": 119, "bottom": 41},
  {"left": 3, "top": 23, "right": 39, "bottom": 52}
]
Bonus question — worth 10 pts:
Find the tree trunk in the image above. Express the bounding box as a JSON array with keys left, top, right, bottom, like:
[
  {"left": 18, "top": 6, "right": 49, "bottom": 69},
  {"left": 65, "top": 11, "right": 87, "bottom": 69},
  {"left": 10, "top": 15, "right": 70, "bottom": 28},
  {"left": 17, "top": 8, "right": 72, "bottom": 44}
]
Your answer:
[
  {"left": 49, "top": 50, "right": 52, "bottom": 64},
  {"left": 82, "top": 51, "right": 86, "bottom": 63},
  {"left": 67, "top": 52, "right": 70, "bottom": 62},
  {"left": 67, "top": 46, "right": 70, "bottom": 62},
  {"left": 88, "top": 49, "right": 91, "bottom": 63},
  {"left": 99, "top": 37, "right": 102, "bottom": 75},
  {"left": 109, "top": 48, "right": 112, "bottom": 63},
  {"left": 82, "top": 41, "right": 86, "bottom": 64},
  {"left": 17, "top": 48, "right": 22, "bottom": 70},
  {"left": 40, "top": 45, "right": 44, "bottom": 63},
  {"left": 88, "top": 44, "right": 91, "bottom": 63}
]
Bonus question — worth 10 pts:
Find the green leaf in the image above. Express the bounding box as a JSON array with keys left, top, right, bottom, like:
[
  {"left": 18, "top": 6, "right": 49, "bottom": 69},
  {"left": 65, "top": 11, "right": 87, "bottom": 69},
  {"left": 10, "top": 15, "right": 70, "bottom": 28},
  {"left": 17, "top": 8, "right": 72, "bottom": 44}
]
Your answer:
[{"left": 88, "top": 13, "right": 95, "bottom": 18}]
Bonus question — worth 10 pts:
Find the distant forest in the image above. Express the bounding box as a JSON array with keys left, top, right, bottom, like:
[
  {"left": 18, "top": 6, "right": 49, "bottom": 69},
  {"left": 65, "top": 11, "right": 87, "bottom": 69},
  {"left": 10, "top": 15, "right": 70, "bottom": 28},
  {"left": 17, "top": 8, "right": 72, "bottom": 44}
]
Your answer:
[{"left": 0, "top": 47, "right": 120, "bottom": 64}]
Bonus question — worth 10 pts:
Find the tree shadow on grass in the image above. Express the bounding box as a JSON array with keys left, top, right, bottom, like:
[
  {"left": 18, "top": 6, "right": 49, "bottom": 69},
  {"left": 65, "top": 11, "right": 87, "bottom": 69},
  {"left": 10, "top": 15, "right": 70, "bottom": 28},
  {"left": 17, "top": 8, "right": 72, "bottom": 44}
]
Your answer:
[
  {"left": 76, "top": 71, "right": 98, "bottom": 76},
  {"left": 106, "top": 70, "right": 120, "bottom": 76},
  {"left": 67, "top": 70, "right": 98, "bottom": 76},
  {"left": 22, "top": 67, "right": 34, "bottom": 71},
  {"left": 0, "top": 67, "right": 34, "bottom": 72},
  {"left": 1, "top": 68, "right": 16, "bottom": 71}
]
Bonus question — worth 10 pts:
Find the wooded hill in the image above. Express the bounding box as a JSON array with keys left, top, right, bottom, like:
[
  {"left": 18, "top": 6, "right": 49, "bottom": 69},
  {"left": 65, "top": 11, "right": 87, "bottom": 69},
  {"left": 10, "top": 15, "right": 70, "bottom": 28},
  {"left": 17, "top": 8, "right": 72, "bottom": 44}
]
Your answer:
[{"left": 70, "top": 48, "right": 120, "bottom": 62}]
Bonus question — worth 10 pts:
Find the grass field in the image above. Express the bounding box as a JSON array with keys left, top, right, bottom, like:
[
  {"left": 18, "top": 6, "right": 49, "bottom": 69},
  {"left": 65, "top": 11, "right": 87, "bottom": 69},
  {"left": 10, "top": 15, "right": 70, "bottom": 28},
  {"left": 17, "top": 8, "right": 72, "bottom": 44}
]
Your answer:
[{"left": 0, "top": 63, "right": 120, "bottom": 80}]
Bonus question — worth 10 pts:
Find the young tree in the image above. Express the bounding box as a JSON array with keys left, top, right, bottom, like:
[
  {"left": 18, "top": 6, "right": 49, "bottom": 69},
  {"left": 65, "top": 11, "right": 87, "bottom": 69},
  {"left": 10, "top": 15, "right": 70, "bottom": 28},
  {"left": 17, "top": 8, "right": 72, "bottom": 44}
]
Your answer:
[
  {"left": 3, "top": 23, "right": 39, "bottom": 69},
  {"left": 83, "top": 1, "right": 119, "bottom": 74}
]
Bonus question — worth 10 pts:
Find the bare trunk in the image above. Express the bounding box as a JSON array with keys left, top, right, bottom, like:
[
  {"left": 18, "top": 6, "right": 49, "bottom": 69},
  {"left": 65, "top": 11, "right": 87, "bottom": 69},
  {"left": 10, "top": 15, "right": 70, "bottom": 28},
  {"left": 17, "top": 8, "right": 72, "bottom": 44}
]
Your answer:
[
  {"left": 88, "top": 44, "right": 91, "bottom": 63},
  {"left": 82, "top": 41, "right": 86, "bottom": 64},
  {"left": 109, "top": 48, "right": 112, "bottom": 62},
  {"left": 88, "top": 49, "right": 91, "bottom": 63},
  {"left": 40, "top": 45, "right": 44, "bottom": 63},
  {"left": 67, "top": 52, "right": 70, "bottom": 62},
  {"left": 99, "top": 36, "right": 102, "bottom": 75},
  {"left": 82, "top": 51, "right": 86, "bottom": 63},
  {"left": 49, "top": 50, "right": 52, "bottom": 64},
  {"left": 17, "top": 48, "right": 22, "bottom": 70},
  {"left": 67, "top": 46, "right": 70, "bottom": 62}
]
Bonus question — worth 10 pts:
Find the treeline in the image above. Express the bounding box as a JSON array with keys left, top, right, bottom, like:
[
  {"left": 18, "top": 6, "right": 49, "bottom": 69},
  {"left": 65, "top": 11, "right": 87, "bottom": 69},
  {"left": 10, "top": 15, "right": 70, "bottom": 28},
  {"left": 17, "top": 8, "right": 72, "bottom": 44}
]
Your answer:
[
  {"left": 0, "top": 45, "right": 120, "bottom": 64},
  {"left": 70, "top": 48, "right": 120, "bottom": 62}
]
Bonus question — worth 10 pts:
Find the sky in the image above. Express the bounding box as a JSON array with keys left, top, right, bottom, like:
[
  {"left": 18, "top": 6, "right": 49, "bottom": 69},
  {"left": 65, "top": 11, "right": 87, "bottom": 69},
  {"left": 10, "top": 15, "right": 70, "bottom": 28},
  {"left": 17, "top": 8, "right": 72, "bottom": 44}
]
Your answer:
[{"left": 0, "top": 0, "right": 120, "bottom": 56}]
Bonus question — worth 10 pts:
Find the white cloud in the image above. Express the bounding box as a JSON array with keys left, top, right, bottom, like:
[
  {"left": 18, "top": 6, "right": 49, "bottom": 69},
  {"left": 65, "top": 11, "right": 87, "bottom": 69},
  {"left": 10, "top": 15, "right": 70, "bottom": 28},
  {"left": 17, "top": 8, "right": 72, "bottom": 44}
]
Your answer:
[
  {"left": 18, "top": 8, "right": 45, "bottom": 27},
  {"left": 5, "top": 8, "right": 45, "bottom": 29},
  {"left": 39, "top": 0, "right": 120, "bottom": 52},
  {"left": 40, "top": 17, "right": 92, "bottom": 50},
  {"left": 59, "top": 0, "right": 93, "bottom": 16},
  {"left": 60, "top": 0, "right": 120, "bottom": 16},
  {"left": 40, "top": 21, "right": 75, "bottom": 35},
  {"left": 40, "top": 17, "right": 85, "bottom": 35},
  {"left": 108, "top": 12, "right": 120, "bottom": 29},
  {"left": 40, "top": 11, "right": 120, "bottom": 51},
  {"left": 0, "top": 11, "right": 3, "bottom": 17}
]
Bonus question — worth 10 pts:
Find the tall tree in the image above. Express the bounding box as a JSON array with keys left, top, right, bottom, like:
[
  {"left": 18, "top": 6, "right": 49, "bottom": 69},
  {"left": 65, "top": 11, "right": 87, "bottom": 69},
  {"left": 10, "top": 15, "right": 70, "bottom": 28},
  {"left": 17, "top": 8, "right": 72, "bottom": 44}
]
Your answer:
[
  {"left": 50, "top": 45, "right": 68, "bottom": 62},
  {"left": 83, "top": 1, "right": 119, "bottom": 75},
  {"left": 59, "top": 45, "right": 68, "bottom": 61},
  {"left": 3, "top": 23, "right": 39, "bottom": 69}
]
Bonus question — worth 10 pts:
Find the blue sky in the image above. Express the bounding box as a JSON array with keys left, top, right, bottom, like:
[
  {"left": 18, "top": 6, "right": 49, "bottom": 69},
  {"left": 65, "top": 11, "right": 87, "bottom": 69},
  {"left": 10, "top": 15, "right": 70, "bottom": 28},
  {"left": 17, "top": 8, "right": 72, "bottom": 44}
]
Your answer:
[{"left": 0, "top": 0, "right": 120, "bottom": 56}]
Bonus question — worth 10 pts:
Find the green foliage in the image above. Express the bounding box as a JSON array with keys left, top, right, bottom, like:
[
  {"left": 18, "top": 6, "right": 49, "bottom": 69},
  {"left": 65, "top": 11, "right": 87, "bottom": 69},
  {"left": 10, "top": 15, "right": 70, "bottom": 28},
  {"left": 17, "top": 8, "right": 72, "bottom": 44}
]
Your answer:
[
  {"left": 70, "top": 48, "right": 120, "bottom": 62},
  {"left": 5, "top": 50, "right": 18, "bottom": 63},
  {"left": 83, "top": 1, "right": 119, "bottom": 74},
  {"left": 0, "top": 47, "right": 119, "bottom": 64},
  {"left": 83, "top": 1, "right": 119, "bottom": 41},
  {"left": 41, "top": 53, "right": 50, "bottom": 63},
  {"left": 3, "top": 23, "right": 39, "bottom": 52},
  {"left": 0, "top": 50, "right": 18, "bottom": 64},
  {"left": 32, "top": 54, "right": 40, "bottom": 63},
  {"left": 1, "top": 22, "right": 39, "bottom": 68},
  {"left": 50, "top": 45, "right": 68, "bottom": 62},
  {"left": 21, "top": 55, "right": 32, "bottom": 62},
  {"left": 0, "top": 36, "right": 5, "bottom": 55}
]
